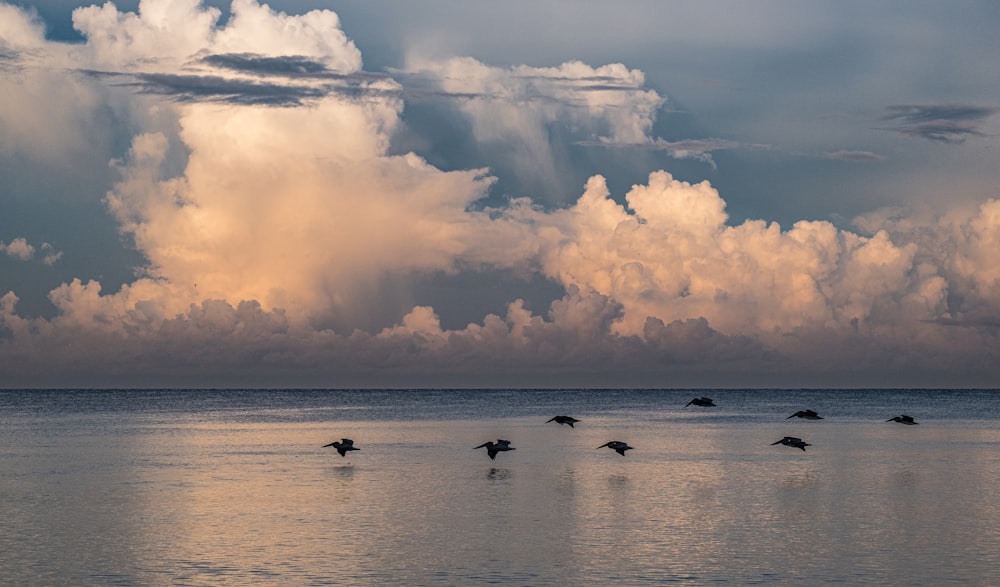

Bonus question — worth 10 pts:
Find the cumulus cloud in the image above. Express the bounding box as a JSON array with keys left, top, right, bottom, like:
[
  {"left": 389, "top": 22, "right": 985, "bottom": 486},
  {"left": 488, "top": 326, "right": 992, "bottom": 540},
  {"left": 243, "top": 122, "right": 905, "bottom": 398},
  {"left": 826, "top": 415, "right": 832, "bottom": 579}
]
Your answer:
[
  {"left": 398, "top": 57, "right": 665, "bottom": 198},
  {"left": 2, "top": 0, "right": 1000, "bottom": 386},
  {"left": 1, "top": 238, "right": 34, "bottom": 261},
  {"left": 0, "top": 238, "right": 61, "bottom": 264},
  {"left": 401, "top": 57, "right": 663, "bottom": 142}
]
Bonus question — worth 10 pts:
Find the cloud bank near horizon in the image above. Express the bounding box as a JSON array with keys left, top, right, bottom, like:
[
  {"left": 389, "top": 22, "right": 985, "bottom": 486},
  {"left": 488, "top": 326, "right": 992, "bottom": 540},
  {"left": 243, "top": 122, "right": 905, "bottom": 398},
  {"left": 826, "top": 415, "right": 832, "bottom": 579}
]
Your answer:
[{"left": 2, "top": 0, "right": 1000, "bottom": 387}]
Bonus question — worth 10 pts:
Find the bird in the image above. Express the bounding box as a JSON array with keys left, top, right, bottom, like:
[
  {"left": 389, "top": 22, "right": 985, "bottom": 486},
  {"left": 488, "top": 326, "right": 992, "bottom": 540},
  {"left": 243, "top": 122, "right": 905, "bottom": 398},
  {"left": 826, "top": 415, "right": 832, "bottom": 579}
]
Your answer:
[
  {"left": 597, "top": 441, "right": 633, "bottom": 456},
  {"left": 771, "top": 436, "right": 810, "bottom": 451},
  {"left": 547, "top": 415, "right": 580, "bottom": 428},
  {"left": 787, "top": 409, "right": 824, "bottom": 420},
  {"left": 886, "top": 415, "right": 919, "bottom": 425},
  {"left": 323, "top": 438, "right": 360, "bottom": 457},
  {"left": 474, "top": 439, "right": 516, "bottom": 460},
  {"left": 685, "top": 397, "right": 716, "bottom": 407}
]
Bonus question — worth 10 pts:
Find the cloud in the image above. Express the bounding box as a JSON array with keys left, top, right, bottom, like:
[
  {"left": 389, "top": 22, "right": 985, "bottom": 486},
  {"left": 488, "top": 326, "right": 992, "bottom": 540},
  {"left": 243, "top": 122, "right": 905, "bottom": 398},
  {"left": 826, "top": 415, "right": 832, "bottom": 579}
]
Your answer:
[
  {"left": 575, "top": 137, "right": 756, "bottom": 168},
  {"left": 3, "top": 0, "right": 1000, "bottom": 387},
  {"left": 821, "top": 150, "right": 886, "bottom": 162},
  {"left": 399, "top": 57, "right": 663, "bottom": 144},
  {"left": 40, "top": 243, "right": 63, "bottom": 265},
  {"left": 881, "top": 103, "right": 999, "bottom": 143},
  {"left": 1, "top": 238, "right": 34, "bottom": 261},
  {"left": 197, "top": 53, "right": 391, "bottom": 82},
  {"left": 67, "top": 0, "right": 385, "bottom": 108},
  {"left": 82, "top": 52, "right": 399, "bottom": 107},
  {"left": 0, "top": 238, "right": 61, "bottom": 264},
  {"left": 397, "top": 57, "right": 665, "bottom": 199}
]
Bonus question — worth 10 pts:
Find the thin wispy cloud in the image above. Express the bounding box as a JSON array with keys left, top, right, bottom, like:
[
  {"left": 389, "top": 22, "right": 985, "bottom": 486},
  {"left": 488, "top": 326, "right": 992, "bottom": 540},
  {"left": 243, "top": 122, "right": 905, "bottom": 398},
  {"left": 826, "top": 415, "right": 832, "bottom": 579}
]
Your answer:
[
  {"left": 881, "top": 103, "right": 999, "bottom": 143},
  {"left": 821, "top": 150, "right": 886, "bottom": 162},
  {"left": 575, "top": 137, "right": 754, "bottom": 168}
]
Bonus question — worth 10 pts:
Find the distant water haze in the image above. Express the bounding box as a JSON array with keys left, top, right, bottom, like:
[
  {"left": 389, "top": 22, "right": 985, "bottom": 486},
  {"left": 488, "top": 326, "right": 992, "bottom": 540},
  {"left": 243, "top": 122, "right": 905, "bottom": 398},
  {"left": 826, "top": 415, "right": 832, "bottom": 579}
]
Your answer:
[{"left": 2, "top": 389, "right": 999, "bottom": 584}]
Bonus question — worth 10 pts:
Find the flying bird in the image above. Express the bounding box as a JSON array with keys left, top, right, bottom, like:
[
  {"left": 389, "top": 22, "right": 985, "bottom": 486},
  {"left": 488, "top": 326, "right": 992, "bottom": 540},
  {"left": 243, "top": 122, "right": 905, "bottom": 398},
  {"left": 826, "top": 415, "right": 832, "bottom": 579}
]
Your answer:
[
  {"left": 323, "top": 438, "right": 360, "bottom": 457},
  {"left": 597, "top": 441, "right": 633, "bottom": 456},
  {"left": 787, "top": 409, "right": 824, "bottom": 420},
  {"left": 474, "top": 439, "right": 516, "bottom": 460},
  {"left": 771, "top": 436, "right": 811, "bottom": 451},
  {"left": 685, "top": 397, "right": 716, "bottom": 407},
  {"left": 547, "top": 415, "right": 580, "bottom": 427},
  {"left": 886, "top": 415, "right": 919, "bottom": 425}
]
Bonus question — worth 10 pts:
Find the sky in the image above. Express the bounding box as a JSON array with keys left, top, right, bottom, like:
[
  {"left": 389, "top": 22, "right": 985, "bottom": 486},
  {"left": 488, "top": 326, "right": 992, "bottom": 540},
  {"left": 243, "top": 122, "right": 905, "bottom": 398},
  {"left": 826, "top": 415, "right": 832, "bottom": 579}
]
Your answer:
[{"left": 2, "top": 0, "right": 1000, "bottom": 388}]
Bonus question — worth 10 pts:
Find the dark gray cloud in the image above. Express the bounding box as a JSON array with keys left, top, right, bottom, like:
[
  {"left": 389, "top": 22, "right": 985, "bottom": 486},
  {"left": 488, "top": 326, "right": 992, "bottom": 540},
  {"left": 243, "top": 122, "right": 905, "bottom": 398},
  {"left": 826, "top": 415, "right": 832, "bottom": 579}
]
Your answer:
[
  {"left": 125, "top": 72, "right": 328, "bottom": 106},
  {"left": 882, "top": 104, "right": 999, "bottom": 143},
  {"left": 924, "top": 316, "right": 1000, "bottom": 335},
  {"left": 197, "top": 53, "right": 391, "bottom": 83},
  {"left": 0, "top": 47, "right": 22, "bottom": 71},
  {"left": 81, "top": 61, "right": 397, "bottom": 106}
]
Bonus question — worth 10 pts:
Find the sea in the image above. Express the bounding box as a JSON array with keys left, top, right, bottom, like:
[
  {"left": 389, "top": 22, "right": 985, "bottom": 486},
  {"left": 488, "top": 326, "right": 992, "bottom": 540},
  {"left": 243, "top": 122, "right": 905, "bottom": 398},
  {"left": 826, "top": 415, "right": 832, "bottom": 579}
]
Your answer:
[{"left": 2, "top": 388, "right": 999, "bottom": 586}]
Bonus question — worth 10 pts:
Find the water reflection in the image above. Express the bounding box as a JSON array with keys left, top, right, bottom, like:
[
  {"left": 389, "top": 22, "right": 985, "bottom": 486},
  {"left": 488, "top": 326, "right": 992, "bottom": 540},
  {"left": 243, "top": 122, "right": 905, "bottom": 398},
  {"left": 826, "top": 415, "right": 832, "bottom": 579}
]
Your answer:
[
  {"left": 327, "top": 464, "right": 355, "bottom": 480},
  {"left": 487, "top": 467, "right": 512, "bottom": 481},
  {"left": 3, "top": 398, "right": 1000, "bottom": 585},
  {"left": 606, "top": 473, "right": 630, "bottom": 488}
]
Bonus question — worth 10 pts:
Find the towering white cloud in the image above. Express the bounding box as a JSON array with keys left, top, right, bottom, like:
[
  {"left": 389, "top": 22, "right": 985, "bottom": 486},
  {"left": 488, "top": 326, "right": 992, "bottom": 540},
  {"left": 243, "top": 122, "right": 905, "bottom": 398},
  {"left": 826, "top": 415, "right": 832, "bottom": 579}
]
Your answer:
[{"left": 400, "top": 56, "right": 665, "bottom": 200}]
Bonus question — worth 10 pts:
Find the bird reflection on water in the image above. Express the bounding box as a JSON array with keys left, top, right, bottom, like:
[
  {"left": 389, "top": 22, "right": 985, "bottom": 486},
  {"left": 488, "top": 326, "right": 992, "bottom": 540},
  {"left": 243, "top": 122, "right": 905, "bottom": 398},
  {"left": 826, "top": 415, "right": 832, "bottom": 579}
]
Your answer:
[
  {"left": 328, "top": 464, "right": 356, "bottom": 481},
  {"left": 487, "top": 467, "right": 513, "bottom": 481}
]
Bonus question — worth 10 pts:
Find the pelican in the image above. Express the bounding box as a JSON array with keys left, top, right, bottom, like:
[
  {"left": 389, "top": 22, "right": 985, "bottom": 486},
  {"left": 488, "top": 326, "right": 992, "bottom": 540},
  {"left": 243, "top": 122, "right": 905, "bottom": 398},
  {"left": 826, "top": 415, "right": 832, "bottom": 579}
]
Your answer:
[
  {"left": 771, "top": 436, "right": 810, "bottom": 451},
  {"left": 323, "top": 438, "right": 360, "bottom": 457},
  {"left": 886, "top": 415, "right": 919, "bottom": 425},
  {"left": 547, "top": 415, "right": 580, "bottom": 428},
  {"left": 597, "top": 441, "right": 633, "bottom": 456},
  {"left": 474, "top": 439, "right": 516, "bottom": 460},
  {"left": 685, "top": 397, "right": 716, "bottom": 407},
  {"left": 787, "top": 409, "right": 824, "bottom": 420}
]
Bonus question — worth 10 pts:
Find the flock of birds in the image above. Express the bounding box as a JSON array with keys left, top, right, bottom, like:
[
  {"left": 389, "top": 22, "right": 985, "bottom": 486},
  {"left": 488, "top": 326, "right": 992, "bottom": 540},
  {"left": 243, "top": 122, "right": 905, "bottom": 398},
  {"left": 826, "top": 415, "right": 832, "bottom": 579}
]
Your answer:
[{"left": 323, "top": 397, "right": 920, "bottom": 459}]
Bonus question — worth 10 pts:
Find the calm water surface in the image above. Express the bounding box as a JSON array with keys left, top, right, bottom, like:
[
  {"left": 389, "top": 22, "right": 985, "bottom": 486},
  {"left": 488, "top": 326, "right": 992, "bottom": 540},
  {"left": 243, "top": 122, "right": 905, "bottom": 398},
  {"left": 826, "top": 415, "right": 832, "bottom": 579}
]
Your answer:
[{"left": 2, "top": 389, "right": 999, "bottom": 585}]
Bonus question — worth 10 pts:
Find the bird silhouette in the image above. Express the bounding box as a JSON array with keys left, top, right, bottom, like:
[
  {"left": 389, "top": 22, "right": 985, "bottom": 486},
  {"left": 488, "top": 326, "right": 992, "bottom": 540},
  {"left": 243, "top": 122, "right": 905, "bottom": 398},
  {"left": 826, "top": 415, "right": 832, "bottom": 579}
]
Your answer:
[
  {"left": 771, "top": 436, "right": 810, "bottom": 451},
  {"left": 886, "top": 415, "right": 919, "bottom": 425},
  {"left": 597, "top": 441, "right": 633, "bottom": 456},
  {"left": 547, "top": 415, "right": 580, "bottom": 427},
  {"left": 787, "top": 409, "right": 824, "bottom": 420},
  {"left": 685, "top": 397, "right": 716, "bottom": 407},
  {"left": 474, "top": 439, "right": 516, "bottom": 460},
  {"left": 323, "top": 438, "right": 360, "bottom": 457}
]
